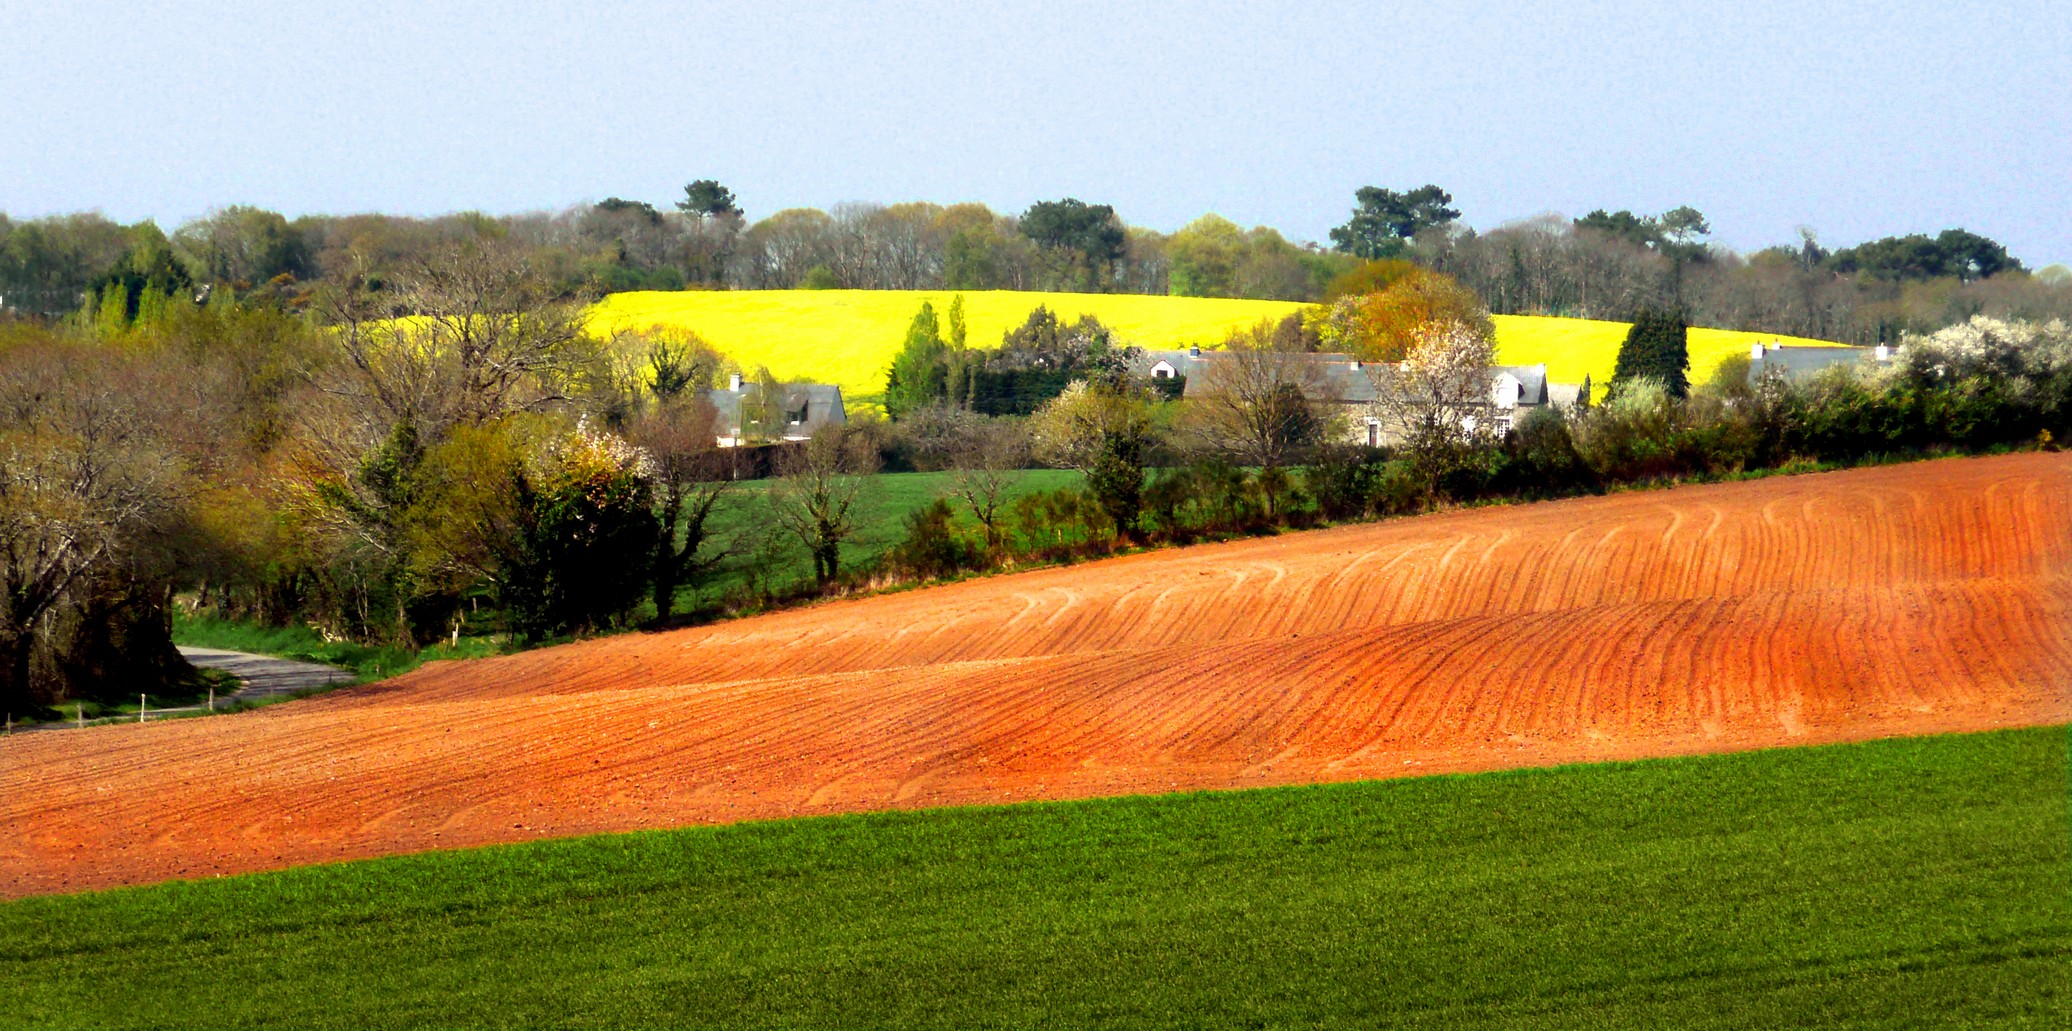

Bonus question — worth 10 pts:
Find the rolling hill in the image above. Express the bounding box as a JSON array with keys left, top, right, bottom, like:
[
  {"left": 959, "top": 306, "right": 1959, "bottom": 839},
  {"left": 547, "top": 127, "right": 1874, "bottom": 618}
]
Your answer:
[
  {"left": 589, "top": 288, "right": 1850, "bottom": 404},
  {"left": 5, "top": 451, "right": 2065, "bottom": 898}
]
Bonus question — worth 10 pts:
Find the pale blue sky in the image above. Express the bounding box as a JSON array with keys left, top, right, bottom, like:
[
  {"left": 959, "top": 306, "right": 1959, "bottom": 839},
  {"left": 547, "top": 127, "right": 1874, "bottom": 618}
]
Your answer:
[{"left": 3, "top": 1, "right": 2067, "bottom": 263}]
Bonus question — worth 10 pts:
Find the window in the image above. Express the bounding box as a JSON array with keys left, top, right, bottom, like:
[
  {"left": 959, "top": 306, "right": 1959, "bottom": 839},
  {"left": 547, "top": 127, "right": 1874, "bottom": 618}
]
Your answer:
[
  {"left": 1495, "top": 415, "right": 1514, "bottom": 434},
  {"left": 1366, "top": 421, "right": 1380, "bottom": 447}
]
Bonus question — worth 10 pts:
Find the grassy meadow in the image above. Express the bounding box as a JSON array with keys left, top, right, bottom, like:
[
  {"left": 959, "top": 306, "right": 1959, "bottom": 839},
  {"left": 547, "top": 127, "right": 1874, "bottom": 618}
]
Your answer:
[
  {"left": 3, "top": 725, "right": 2064, "bottom": 1029},
  {"left": 691, "top": 467, "right": 1083, "bottom": 608},
  {"left": 590, "top": 289, "right": 1851, "bottom": 406}
]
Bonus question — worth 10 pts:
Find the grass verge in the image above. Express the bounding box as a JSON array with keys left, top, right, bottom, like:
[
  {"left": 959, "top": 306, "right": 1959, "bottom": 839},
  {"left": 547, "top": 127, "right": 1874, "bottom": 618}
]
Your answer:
[
  {"left": 3, "top": 726, "right": 2065, "bottom": 1029},
  {"left": 171, "top": 612, "right": 504, "bottom": 682}
]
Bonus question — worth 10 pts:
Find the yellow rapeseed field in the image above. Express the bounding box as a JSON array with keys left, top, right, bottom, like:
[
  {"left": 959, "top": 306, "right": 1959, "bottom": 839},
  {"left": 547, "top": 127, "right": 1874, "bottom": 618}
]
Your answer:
[
  {"left": 591, "top": 289, "right": 1307, "bottom": 403},
  {"left": 1492, "top": 315, "right": 1847, "bottom": 401},
  {"left": 591, "top": 290, "right": 1848, "bottom": 405}
]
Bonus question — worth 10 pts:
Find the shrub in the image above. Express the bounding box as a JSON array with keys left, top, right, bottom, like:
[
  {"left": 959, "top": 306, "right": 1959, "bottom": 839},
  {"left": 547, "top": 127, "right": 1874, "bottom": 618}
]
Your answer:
[
  {"left": 1492, "top": 406, "right": 1594, "bottom": 499},
  {"left": 1305, "top": 445, "right": 1390, "bottom": 520},
  {"left": 891, "top": 498, "right": 981, "bottom": 581}
]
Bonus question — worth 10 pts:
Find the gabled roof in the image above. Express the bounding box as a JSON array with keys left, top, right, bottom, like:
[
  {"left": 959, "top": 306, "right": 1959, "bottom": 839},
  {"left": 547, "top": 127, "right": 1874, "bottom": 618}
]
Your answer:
[
  {"left": 1492, "top": 364, "right": 1549, "bottom": 404},
  {"left": 1132, "top": 348, "right": 1211, "bottom": 380},
  {"left": 701, "top": 382, "right": 847, "bottom": 438}
]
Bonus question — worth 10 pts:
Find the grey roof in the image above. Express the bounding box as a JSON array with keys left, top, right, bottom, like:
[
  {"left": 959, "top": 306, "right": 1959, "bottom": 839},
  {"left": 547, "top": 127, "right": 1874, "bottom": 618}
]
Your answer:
[
  {"left": 1176, "top": 352, "right": 1379, "bottom": 403},
  {"left": 1492, "top": 364, "right": 1548, "bottom": 404},
  {"left": 1547, "top": 382, "right": 1587, "bottom": 407},
  {"left": 1748, "top": 346, "right": 1877, "bottom": 381},
  {"left": 702, "top": 382, "right": 847, "bottom": 438},
  {"left": 1132, "top": 348, "right": 1212, "bottom": 380}
]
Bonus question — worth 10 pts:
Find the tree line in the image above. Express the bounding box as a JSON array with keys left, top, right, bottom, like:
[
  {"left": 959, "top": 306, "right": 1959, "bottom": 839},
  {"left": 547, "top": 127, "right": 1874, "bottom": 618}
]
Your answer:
[{"left": 8, "top": 181, "right": 2063, "bottom": 344}]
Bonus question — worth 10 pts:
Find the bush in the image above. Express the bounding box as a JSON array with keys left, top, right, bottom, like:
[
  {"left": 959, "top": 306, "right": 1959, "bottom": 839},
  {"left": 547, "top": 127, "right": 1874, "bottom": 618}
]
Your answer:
[
  {"left": 891, "top": 498, "right": 981, "bottom": 581},
  {"left": 1305, "top": 445, "right": 1390, "bottom": 520},
  {"left": 1491, "top": 406, "right": 1595, "bottom": 499},
  {"left": 1574, "top": 378, "right": 1679, "bottom": 481}
]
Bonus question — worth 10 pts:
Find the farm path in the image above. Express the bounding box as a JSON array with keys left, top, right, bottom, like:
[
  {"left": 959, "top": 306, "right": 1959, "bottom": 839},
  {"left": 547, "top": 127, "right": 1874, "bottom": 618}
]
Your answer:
[
  {"left": 176, "top": 648, "right": 354, "bottom": 704},
  {"left": 3, "top": 452, "right": 2069, "bottom": 898}
]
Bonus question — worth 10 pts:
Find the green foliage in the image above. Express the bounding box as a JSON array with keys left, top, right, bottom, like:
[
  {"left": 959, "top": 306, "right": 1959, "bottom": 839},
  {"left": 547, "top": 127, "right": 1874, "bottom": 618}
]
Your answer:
[
  {"left": 883, "top": 302, "right": 950, "bottom": 419},
  {"left": 1575, "top": 206, "right": 1712, "bottom": 265},
  {"left": 967, "top": 307, "right": 1130, "bottom": 416},
  {"left": 1828, "top": 228, "right": 2022, "bottom": 282},
  {"left": 500, "top": 437, "right": 658, "bottom": 641},
  {"left": 889, "top": 497, "right": 980, "bottom": 580},
  {"left": 1329, "top": 184, "right": 1459, "bottom": 258},
  {"left": 1019, "top": 198, "right": 1127, "bottom": 291},
  {"left": 1611, "top": 308, "right": 1691, "bottom": 398},
  {"left": 676, "top": 179, "right": 741, "bottom": 219},
  {"left": 1304, "top": 445, "right": 1394, "bottom": 520},
  {"left": 4, "top": 726, "right": 2063, "bottom": 1028},
  {"left": 799, "top": 264, "right": 839, "bottom": 289}
]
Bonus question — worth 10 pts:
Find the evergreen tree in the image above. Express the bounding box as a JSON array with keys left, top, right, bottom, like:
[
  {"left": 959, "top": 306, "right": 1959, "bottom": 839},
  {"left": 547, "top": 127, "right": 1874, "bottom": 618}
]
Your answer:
[
  {"left": 1611, "top": 308, "right": 1691, "bottom": 398},
  {"left": 884, "top": 301, "right": 949, "bottom": 419}
]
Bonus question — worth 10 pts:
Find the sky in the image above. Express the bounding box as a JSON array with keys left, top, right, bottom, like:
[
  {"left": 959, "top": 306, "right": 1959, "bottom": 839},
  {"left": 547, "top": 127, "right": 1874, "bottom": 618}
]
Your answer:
[{"left": 3, "top": 0, "right": 2068, "bottom": 265}]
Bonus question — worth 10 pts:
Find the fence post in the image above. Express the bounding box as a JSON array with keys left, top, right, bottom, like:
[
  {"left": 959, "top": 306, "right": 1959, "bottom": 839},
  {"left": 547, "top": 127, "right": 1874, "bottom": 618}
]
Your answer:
[
  {"left": 139, "top": 694, "right": 146, "bottom": 723},
  {"left": 208, "top": 686, "right": 215, "bottom": 712},
  {"left": 76, "top": 703, "right": 83, "bottom": 729}
]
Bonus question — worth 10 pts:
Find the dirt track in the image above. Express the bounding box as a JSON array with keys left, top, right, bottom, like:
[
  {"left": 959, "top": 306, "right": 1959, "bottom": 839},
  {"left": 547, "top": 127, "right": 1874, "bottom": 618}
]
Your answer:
[{"left": 4, "top": 453, "right": 2069, "bottom": 898}]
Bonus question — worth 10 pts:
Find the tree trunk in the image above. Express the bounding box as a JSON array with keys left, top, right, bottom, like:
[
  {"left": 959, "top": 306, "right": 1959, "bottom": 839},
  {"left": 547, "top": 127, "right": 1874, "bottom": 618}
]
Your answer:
[{"left": 0, "top": 631, "right": 33, "bottom": 717}]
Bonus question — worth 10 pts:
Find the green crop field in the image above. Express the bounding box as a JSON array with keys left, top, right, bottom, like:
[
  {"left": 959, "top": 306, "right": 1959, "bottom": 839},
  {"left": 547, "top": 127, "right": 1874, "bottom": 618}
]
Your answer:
[
  {"left": 4, "top": 726, "right": 2064, "bottom": 1029},
  {"left": 590, "top": 289, "right": 1850, "bottom": 406}
]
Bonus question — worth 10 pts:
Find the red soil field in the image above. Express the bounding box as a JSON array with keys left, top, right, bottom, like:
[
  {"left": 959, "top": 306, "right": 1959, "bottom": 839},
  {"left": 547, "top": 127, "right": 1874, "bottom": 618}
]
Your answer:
[{"left": 4, "top": 452, "right": 2069, "bottom": 898}]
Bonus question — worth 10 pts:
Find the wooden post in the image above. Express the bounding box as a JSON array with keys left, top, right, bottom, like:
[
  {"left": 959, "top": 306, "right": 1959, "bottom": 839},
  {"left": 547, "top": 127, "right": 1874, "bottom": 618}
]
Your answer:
[
  {"left": 208, "top": 686, "right": 215, "bottom": 712},
  {"left": 76, "top": 703, "right": 83, "bottom": 729},
  {"left": 5, "top": 714, "right": 11, "bottom": 734},
  {"left": 139, "top": 694, "right": 146, "bottom": 723}
]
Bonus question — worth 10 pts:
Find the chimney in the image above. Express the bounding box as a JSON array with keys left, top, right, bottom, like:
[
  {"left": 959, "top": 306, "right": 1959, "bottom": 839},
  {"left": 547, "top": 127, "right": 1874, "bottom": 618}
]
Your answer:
[
  {"left": 729, "top": 373, "right": 744, "bottom": 392},
  {"left": 1751, "top": 342, "right": 1764, "bottom": 362}
]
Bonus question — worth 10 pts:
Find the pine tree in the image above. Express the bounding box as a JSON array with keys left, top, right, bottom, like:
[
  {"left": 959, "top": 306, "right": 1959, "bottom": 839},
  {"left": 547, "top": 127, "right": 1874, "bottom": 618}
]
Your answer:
[{"left": 1612, "top": 308, "right": 1691, "bottom": 398}]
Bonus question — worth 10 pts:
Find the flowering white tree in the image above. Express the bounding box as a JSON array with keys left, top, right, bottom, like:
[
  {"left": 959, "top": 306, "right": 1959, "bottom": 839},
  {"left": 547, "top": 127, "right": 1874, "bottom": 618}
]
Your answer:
[{"left": 1368, "top": 318, "right": 1498, "bottom": 477}]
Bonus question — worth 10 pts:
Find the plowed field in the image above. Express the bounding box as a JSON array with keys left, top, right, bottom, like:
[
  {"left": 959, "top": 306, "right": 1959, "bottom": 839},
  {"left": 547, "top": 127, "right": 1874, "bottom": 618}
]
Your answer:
[{"left": 5, "top": 453, "right": 2069, "bottom": 897}]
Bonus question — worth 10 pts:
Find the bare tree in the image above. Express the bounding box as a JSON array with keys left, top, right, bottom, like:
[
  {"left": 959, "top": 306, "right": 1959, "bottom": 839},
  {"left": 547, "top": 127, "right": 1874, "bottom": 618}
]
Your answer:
[
  {"left": 0, "top": 340, "right": 183, "bottom": 709},
  {"left": 318, "top": 237, "right": 598, "bottom": 436},
  {"left": 1185, "top": 323, "right": 1340, "bottom": 518},
  {"left": 768, "top": 427, "right": 879, "bottom": 588},
  {"left": 292, "top": 237, "right": 601, "bottom": 643},
  {"left": 947, "top": 419, "right": 1031, "bottom": 553},
  {"left": 628, "top": 393, "right": 732, "bottom": 620}
]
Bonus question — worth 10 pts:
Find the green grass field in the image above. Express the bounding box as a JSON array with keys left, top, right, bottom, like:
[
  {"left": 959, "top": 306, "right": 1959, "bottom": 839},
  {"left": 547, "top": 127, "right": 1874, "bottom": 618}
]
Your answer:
[
  {"left": 4, "top": 726, "right": 2064, "bottom": 1029},
  {"left": 590, "top": 289, "right": 1850, "bottom": 406},
  {"left": 690, "top": 467, "right": 1083, "bottom": 607}
]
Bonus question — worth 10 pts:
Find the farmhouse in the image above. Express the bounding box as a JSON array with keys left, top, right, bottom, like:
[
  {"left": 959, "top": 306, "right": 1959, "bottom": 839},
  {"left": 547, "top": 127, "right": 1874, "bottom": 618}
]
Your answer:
[
  {"left": 702, "top": 374, "right": 847, "bottom": 447},
  {"left": 1163, "top": 349, "right": 1587, "bottom": 446}
]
